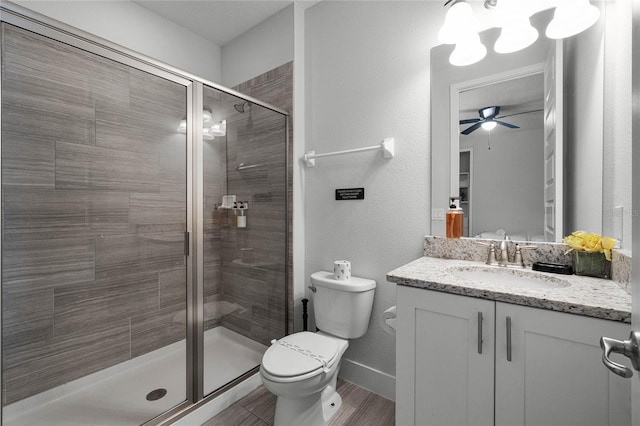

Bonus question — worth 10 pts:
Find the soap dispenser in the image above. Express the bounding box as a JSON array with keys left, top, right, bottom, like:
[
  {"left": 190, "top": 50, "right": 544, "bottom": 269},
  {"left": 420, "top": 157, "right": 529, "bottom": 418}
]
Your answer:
[{"left": 446, "top": 196, "right": 464, "bottom": 239}]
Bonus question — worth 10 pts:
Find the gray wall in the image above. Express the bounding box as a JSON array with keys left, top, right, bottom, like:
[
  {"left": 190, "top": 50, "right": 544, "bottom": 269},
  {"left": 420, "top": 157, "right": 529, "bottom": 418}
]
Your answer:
[
  {"left": 461, "top": 127, "right": 545, "bottom": 239},
  {"left": 221, "top": 5, "right": 294, "bottom": 88},
  {"left": 304, "top": 1, "right": 437, "bottom": 399},
  {"left": 2, "top": 24, "right": 188, "bottom": 404}
]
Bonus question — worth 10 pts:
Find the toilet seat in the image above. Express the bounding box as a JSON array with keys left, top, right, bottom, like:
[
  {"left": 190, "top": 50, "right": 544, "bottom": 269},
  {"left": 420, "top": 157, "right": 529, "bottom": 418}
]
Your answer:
[{"left": 262, "top": 332, "right": 339, "bottom": 380}]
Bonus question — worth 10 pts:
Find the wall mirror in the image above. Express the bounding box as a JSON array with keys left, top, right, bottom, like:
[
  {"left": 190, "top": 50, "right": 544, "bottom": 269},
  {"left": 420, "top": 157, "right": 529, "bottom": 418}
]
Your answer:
[{"left": 430, "top": 3, "right": 631, "bottom": 246}]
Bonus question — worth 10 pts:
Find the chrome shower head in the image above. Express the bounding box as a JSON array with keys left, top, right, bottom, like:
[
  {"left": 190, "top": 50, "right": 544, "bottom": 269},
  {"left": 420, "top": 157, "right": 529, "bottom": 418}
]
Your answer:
[{"left": 234, "top": 101, "right": 251, "bottom": 113}]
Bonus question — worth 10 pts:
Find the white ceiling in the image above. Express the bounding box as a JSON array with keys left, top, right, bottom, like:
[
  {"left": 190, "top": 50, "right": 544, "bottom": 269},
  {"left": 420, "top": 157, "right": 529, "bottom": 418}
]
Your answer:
[
  {"left": 459, "top": 73, "right": 544, "bottom": 133},
  {"left": 132, "top": 0, "right": 293, "bottom": 47}
]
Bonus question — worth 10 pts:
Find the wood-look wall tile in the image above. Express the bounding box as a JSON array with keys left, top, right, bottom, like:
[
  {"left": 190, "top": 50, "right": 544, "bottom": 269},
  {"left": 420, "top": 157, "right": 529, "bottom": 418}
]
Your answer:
[
  {"left": 129, "top": 68, "right": 187, "bottom": 117},
  {"left": 159, "top": 268, "right": 187, "bottom": 309},
  {"left": 53, "top": 272, "right": 159, "bottom": 336},
  {"left": 2, "top": 238, "right": 95, "bottom": 291},
  {"left": 2, "top": 187, "right": 130, "bottom": 242},
  {"left": 94, "top": 233, "right": 185, "bottom": 280},
  {"left": 1, "top": 74, "right": 95, "bottom": 146},
  {"left": 55, "top": 141, "right": 160, "bottom": 192},
  {"left": 1, "top": 134, "right": 55, "bottom": 187},
  {"left": 95, "top": 104, "right": 181, "bottom": 155},
  {"left": 3, "top": 319, "right": 130, "bottom": 405},
  {"left": 130, "top": 305, "right": 186, "bottom": 358},
  {"left": 3, "top": 24, "right": 130, "bottom": 107},
  {"left": 2, "top": 287, "right": 53, "bottom": 350},
  {"left": 129, "top": 185, "right": 186, "bottom": 231}
]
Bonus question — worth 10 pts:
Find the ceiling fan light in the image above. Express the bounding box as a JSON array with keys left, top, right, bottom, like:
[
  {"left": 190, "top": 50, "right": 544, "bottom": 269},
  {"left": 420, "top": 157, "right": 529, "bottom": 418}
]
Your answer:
[
  {"left": 450, "top": 32, "right": 487, "bottom": 67},
  {"left": 481, "top": 121, "right": 497, "bottom": 131},
  {"left": 495, "top": 18, "right": 538, "bottom": 53},
  {"left": 546, "top": 0, "right": 600, "bottom": 39},
  {"left": 438, "top": 1, "right": 475, "bottom": 45}
]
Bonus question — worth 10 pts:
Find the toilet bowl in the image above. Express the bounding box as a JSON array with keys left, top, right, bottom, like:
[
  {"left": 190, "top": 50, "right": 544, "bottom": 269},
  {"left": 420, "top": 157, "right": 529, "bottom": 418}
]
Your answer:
[
  {"left": 260, "top": 271, "right": 376, "bottom": 426},
  {"left": 261, "top": 332, "right": 348, "bottom": 426}
]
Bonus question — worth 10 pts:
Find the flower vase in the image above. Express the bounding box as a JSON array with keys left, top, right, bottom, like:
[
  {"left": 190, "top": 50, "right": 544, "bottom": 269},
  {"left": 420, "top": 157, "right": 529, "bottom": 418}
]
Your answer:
[{"left": 573, "top": 251, "right": 611, "bottom": 279}]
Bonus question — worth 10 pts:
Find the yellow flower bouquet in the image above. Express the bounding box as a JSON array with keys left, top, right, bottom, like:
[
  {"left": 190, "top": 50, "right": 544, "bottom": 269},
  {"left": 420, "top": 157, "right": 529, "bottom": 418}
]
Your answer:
[{"left": 563, "top": 231, "right": 617, "bottom": 278}]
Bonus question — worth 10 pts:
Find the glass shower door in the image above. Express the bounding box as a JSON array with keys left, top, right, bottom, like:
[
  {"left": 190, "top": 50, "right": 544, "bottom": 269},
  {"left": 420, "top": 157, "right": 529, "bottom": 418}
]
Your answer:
[
  {"left": 202, "top": 85, "right": 288, "bottom": 396},
  {"left": 1, "top": 23, "right": 190, "bottom": 425}
]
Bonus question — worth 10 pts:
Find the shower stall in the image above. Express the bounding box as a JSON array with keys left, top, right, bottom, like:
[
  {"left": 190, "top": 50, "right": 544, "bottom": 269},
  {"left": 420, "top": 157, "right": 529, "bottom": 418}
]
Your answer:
[{"left": 0, "top": 6, "right": 289, "bottom": 425}]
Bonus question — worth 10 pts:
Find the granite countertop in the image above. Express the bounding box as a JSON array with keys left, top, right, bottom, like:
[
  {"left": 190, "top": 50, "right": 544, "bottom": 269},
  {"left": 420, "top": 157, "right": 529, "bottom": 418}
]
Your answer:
[{"left": 387, "top": 256, "right": 632, "bottom": 323}]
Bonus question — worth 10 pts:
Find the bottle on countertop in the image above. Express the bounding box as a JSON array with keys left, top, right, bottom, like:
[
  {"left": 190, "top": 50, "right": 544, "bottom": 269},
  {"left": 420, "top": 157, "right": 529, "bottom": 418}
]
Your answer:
[{"left": 446, "top": 196, "right": 464, "bottom": 239}]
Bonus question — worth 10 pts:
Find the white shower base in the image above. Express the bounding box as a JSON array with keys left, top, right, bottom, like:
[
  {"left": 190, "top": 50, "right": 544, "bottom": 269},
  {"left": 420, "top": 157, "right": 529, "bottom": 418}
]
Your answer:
[{"left": 4, "top": 327, "right": 266, "bottom": 426}]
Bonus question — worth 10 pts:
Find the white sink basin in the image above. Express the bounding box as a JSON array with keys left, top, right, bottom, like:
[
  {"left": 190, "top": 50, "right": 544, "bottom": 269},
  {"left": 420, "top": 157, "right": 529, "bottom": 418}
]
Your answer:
[{"left": 448, "top": 266, "right": 571, "bottom": 290}]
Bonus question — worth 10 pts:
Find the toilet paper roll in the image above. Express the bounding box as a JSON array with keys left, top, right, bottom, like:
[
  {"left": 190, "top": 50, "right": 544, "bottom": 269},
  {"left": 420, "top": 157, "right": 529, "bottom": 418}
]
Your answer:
[
  {"left": 380, "top": 306, "right": 397, "bottom": 335},
  {"left": 333, "top": 260, "right": 351, "bottom": 280}
]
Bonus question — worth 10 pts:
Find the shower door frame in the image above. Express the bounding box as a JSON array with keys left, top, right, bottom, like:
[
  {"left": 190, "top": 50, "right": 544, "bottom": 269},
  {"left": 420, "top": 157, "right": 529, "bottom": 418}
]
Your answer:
[{"left": 0, "top": 2, "right": 290, "bottom": 425}]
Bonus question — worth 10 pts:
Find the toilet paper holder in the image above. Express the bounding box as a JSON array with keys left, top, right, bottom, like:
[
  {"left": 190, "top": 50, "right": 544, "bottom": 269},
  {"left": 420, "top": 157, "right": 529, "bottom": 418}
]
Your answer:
[{"left": 381, "top": 306, "right": 397, "bottom": 335}]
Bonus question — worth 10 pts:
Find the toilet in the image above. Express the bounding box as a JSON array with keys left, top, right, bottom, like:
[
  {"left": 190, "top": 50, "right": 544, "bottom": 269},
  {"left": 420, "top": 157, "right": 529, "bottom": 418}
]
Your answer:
[{"left": 260, "top": 271, "right": 376, "bottom": 426}]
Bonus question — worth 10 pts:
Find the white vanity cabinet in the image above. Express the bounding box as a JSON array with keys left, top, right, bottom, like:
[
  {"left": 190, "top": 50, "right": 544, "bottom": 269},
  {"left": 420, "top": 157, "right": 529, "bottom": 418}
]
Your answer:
[{"left": 396, "top": 286, "right": 632, "bottom": 426}]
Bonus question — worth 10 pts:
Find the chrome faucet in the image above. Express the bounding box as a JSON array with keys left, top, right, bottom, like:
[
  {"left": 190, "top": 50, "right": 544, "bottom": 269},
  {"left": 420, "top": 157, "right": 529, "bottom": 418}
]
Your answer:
[{"left": 498, "top": 241, "right": 537, "bottom": 268}]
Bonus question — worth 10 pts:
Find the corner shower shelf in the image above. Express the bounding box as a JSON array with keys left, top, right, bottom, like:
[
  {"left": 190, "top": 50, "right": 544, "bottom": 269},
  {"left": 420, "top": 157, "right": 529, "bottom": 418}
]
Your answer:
[{"left": 303, "top": 137, "right": 395, "bottom": 167}]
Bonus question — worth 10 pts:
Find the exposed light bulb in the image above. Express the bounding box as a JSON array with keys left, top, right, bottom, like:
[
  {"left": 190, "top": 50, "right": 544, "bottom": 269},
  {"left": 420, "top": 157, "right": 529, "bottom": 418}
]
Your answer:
[
  {"left": 546, "top": 0, "right": 600, "bottom": 39},
  {"left": 481, "top": 121, "right": 497, "bottom": 131}
]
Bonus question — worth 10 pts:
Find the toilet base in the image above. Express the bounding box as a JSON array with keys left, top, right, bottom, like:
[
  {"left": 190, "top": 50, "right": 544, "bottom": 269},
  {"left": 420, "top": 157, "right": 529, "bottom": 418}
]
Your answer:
[{"left": 272, "top": 374, "right": 342, "bottom": 426}]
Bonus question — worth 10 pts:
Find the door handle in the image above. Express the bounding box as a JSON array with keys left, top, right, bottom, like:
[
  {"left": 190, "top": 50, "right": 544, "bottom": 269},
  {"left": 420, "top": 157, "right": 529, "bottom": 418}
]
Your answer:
[{"left": 600, "top": 331, "right": 640, "bottom": 378}]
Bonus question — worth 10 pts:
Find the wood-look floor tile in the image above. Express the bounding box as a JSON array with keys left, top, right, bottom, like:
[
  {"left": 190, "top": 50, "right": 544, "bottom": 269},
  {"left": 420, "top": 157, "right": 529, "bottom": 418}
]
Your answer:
[
  {"left": 238, "top": 385, "right": 277, "bottom": 425},
  {"left": 202, "top": 381, "right": 395, "bottom": 426},
  {"left": 202, "top": 403, "right": 268, "bottom": 426},
  {"left": 339, "top": 393, "right": 395, "bottom": 426}
]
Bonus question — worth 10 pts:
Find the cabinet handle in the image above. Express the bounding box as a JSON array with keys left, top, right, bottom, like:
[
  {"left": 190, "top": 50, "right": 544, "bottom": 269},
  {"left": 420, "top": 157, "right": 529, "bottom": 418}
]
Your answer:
[
  {"left": 477, "top": 311, "right": 483, "bottom": 354},
  {"left": 506, "top": 316, "right": 512, "bottom": 362}
]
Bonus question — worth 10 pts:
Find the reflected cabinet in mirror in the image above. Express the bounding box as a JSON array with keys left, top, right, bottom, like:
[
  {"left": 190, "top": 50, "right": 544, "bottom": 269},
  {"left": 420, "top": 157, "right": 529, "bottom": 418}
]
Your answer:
[{"left": 430, "top": 2, "right": 632, "bottom": 247}]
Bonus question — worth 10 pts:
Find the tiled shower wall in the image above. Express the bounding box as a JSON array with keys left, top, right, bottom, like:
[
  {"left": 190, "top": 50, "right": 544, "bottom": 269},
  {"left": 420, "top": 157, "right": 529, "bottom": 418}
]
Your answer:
[
  {"left": 232, "top": 63, "right": 294, "bottom": 337},
  {"left": 201, "top": 63, "right": 292, "bottom": 345},
  {"left": 1, "top": 24, "right": 188, "bottom": 404}
]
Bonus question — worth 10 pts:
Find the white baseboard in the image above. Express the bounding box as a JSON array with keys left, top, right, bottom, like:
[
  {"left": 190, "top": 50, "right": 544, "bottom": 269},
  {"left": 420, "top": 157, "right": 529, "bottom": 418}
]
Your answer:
[{"left": 338, "top": 358, "right": 396, "bottom": 401}]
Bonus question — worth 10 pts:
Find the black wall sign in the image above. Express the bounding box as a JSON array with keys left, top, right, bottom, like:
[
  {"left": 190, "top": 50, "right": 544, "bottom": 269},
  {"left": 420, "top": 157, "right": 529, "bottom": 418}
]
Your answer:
[{"left": 335, "top": 188, "right": 365, "bottom": 200}]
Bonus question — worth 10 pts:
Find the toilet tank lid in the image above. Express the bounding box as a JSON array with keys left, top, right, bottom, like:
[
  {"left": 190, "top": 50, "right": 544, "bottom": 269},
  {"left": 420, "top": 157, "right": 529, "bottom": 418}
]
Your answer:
[{"left": 310, "top": 271, "right": 376, "bottom": 292}]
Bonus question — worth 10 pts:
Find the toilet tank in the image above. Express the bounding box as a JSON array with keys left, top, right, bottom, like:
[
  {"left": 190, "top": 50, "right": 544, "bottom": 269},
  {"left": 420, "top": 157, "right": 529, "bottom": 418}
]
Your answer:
[{"left": 310, "top": 271, "right": 376, "bottom": 339}]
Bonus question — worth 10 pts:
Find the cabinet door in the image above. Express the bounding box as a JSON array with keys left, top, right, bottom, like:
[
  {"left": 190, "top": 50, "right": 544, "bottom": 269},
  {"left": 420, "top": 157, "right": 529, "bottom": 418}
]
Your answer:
[
  {"left": 495, "top": 303, "right": 631, "bottom": 426},
  {"left": 396, "top": 287, "right": 495, "bottom": 426}
]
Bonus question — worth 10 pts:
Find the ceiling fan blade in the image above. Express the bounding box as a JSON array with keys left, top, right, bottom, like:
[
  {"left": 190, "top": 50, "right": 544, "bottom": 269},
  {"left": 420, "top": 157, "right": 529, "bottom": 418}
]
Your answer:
[
  {"left": 461, "top": 122, "right": 482, "bottom": 135},
  {"left": 460, "top": 118, "right": 481, "bottom": 124},
  {"left": 494, "top": 120, "right": 520, "bottom": 129}
]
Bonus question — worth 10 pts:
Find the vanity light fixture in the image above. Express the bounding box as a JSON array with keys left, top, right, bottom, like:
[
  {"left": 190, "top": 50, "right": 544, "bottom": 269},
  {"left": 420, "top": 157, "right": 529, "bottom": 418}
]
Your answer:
[
  {"left": 439, "top": 1, "right": 486, "bottom": 66},
  {"left": 493, "top": 0, "right": 538, "bottom": 54},
  {"left": 177, "top": 109, "right": 226, "bottom": 140},
  {"left": 450, "top": 31, "right": 487, "bottom": 67},
  {"left": 440, "top": 0, "right": 600, "bottom": 65},
  {"left": 546, "top": 0, "right": 600, "bottom": 39},
  {"left": 438, "top": 0, "right": 475, "bottom": 44}
]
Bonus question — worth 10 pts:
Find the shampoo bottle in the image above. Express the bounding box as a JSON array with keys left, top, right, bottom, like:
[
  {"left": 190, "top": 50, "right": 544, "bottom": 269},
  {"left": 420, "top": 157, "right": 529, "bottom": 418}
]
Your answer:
[{"left": 446, "top": 196, "right": 464, "bottom": 239}]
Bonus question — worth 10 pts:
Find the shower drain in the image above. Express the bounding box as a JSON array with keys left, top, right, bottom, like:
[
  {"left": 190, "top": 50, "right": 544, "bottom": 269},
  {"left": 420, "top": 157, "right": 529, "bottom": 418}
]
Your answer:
[{"left": 146, "top": 388, "right": 167, "bottom": 401}]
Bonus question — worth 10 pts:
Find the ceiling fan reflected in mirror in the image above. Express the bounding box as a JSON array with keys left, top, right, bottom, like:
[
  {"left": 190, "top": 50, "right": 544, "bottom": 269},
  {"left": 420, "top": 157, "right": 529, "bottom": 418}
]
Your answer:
[{"left": 459, "top": 105, "right": 520, "bottom": 135}]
